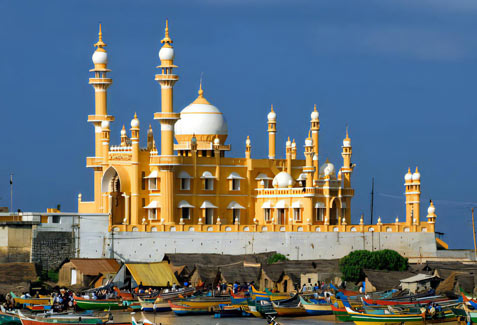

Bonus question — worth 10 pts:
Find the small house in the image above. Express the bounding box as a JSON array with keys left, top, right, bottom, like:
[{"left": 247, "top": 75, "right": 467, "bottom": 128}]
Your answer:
[
  {"left": 400, "top": 273, "right": 439, "bottom": 293},
  {"left": 58, "top": 258, "right": 120, "bottom": 288}
]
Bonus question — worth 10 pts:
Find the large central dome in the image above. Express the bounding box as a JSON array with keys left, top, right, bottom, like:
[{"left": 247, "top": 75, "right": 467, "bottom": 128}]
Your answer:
[{"left": 174, "top": 86, "right": 228, "bottom": 144}]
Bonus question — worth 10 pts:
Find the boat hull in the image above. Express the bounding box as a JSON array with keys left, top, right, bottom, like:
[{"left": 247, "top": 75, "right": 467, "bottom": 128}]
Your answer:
[
  {"left": 303, "top": 304, "right": 333, "bottom": 316},
  {"left": 74, "top": 299, "right": 125, "bottom": 311}
]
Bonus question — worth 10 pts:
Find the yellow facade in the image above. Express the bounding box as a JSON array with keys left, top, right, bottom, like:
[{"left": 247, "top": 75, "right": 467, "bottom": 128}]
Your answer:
[{"left": 78, "top": 23, "right": 438, "bottom": 234}]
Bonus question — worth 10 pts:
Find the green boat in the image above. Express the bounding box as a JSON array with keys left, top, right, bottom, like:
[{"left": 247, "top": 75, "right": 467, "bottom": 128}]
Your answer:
[
  {"left": 0, "top": 307, "right": 20, "bottom": 325},
  {"left": 345, "top": 306, "right": 424, "bottom": 325},
  {"left": 73, "top": 296, "right": 126, "bottom": 311}
]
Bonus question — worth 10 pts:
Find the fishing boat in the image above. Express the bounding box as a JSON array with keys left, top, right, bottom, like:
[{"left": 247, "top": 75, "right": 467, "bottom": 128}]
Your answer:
[
  {"left": 362, "top": 295, "right": 450, "bottom": 306},
  {"left": 271, "top": 295, "right": 307, "bottom": 316},
  {"left": 157, "top": 287, "right": 194, "bottom": 300},
  {"left": 0, "top": 307, "right": 20, "bottom": 325},
  {"left": 298, "top": 296, "right": 333, "bottom": 316},
  {"left": 25, "top": 306, "right": 52, "bottom": 312},
  {"left": 17, "top": 311, "right": 112, "bottom": 325},
  {"left": 10, "top": 293, "right": 52, "bottom": 307},
  {"left": 177, "top": 295, "right": 231, "bottom": 308},
  {"left": 345, "top": 305, "right": 425, "bottom": 325},
  {"left": 247, "top": 299, "right": 276, "bottom": 318},
  {"left": 73, "top": 296, "right": 126, "bottom": 311},
  {"left": 250, "top": 287, "right": 290, "bottom": 301},
  {"left": 213, "top": 304, "right": 251, "bottom": 318},
  {"left": 168, "top": 301, "right": 213, "bottom": 316},
  {"left": 137, "top": 297, "right": 170, "bottom": 312}
]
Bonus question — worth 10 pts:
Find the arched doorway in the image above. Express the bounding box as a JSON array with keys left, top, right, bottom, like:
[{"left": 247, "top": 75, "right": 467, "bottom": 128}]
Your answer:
[
  {"left": 102, "top": 167, "right": 125, "bottom": 225},
  {"left": 329, "top": 198, "right": 341, "bottom": 225}
]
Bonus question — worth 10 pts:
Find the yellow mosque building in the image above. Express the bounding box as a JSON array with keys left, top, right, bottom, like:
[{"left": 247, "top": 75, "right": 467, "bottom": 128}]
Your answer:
[{"left": 78, "top": 22, "right": 438, "bottom": 235}]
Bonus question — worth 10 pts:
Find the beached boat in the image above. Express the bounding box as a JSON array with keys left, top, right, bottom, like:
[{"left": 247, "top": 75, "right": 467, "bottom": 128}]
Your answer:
[
  {"left": 0, "top": 307, "right": 20, "bottom": 325},
  {"left": 73, "top": 296, "right": 126, "bottom": 311},
  {"left": 298, "top": 296, "right": 333, "bottom": 316},
  {"left": 10, "top": 293, "right": 52, "bottom": 307},
  {"left": 137, "top": 297, "right": 170, "bottom": 312},
  {"left": 168, "top": 301, "right": 213, "bottom": 316},
  {"left": 157, "top": 287, "right": 194, "bottom": 301},
  {"left": 250, "top": 287, "right": 290, "bottom": 301},
  {"left": 271, "top": 295, "right": 307, "bottom": 316},
  {"left": 247, "top": 299, "right": 276, "bottom": 318},
  {"left": 345, "top": 305, "right": 425, "bottom": 325},
  {"left": 362, "top": 295, "right": 450, "bottom": 306},
  {"left": 213, "top": 304, "right": 251, "bottom": 318},
  {"left": 25, "top": 306, "right": 52, "bottom": 312},
  {"left": 17, "top": 311, "right": 113, "bottom": 325},
  {"left": 177, "top": 296, "right": 231, "bottom": 308}
]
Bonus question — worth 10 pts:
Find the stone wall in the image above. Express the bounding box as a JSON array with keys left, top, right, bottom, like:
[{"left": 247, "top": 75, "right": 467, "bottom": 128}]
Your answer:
[
  {"left": 0, "top": 225, "right": 32, "bottom": 263},
  {"left": 32, "top": 231, "right": 74, "bottom": 271}
]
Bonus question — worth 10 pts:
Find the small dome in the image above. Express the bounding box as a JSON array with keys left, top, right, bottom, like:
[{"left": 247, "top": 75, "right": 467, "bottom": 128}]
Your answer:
[
  {"left": 305, "top": 138, "right": 313, "bottom": 147},
  {"left": 343, "top": 139, "right": 351, "bottom": 147},
  {"left": 412, "top": 172, "right": 420, "bottom": 181},
  {"left": 245, "top": 136, "right": 251, "bottom": 146},
  {"left": 101, "top": 120, "right": 110, "bottom": 129},
  {"left": 404, "top": 170, "right": 413, "bottom": 181},
  {"left": 213, "top": 137, "right": 220, "bottom": 145},
  {"left": 313, "top": 154, "right": 318, "bottom": 161},
  {"left": 311, "top": 110, "right": 319, "bottom": 120},
  {"left": 319, "top": 161, "right": 335, "bottom": 178},
  {"left": 267, "top": 110, "right": 276, "bottom": 121},
  {"left": 92, "top": 50, "right": 108, "bottom": 65},
  {"left": 272, "top": 171, "right": 295, "bottom": 188},
  {"left": 131, "top": 115, "right": 140, "bottom": 128},
  {"left": 159, "top": 46, "right": 174, "bottom": 61},
  {"left": 286, "top": 138, "right": 291, "bottom": 147},
  {"left": 427, "top": 204, "right": 435, "bottom": 215},
  {"left": 121, "top": 128, "right": 126, "bottom": 136}
]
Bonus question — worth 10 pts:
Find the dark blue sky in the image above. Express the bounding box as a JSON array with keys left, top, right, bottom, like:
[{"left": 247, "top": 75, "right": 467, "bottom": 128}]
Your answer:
[{"left": 1, "top": 0, "right": 476, "bottom": 248}]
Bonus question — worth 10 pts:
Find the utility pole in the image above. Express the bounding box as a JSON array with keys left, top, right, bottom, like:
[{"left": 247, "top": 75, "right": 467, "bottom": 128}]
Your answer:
[
  {"left": 370, "top": 177, "right": 375, "bottom": 225},
  {"left": 472, "top": 208, "right": 476, "bottom": 261},
  {"left": 9, "top": 173, "right": 13, "bottom": 212}
]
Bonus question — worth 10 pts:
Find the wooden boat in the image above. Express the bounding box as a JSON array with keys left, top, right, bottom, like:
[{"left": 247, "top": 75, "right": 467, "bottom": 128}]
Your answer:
[
  {"left": 298, "top": 296, "right": 333, "bottom": 316},
  {"left": 137, "top": 297, "right": 170, "bottom": 312},
  {"left": 362, "top": 295, "right": 450, "bottom": 306},
  {"left": 25, "top": 306, "right": 52, "bottom": 312},
  {"left": 250, "top": 287, "right": 289, "bottom": 301},
  {"left": 10, "top": 293, "right": 52, "bottom": 307},
  {"left": 271, "top": 295, "right": 307, "bottom": 316},
  {"left": 177, "top": 296, "right": 231, "bottom": 308},
  {"left": 157, "top": 287, "right": 194, "bottom": 300},
  {"left": 345, "top": 306, "right": 425, "bottom": 325},
  {"left": 246, "top": 299, "right": 276, "bottom": 318},
  {"left": 73, "top": 296, "right": 126, "bottom": 311},
  {"left": 17, "top": 311, "right": 112, "bottom": 325},
  {"left": 0, "top": 307, "right": 21, "bottom": 325},
  {"left": 168, "top": 301, "right": 213, "bottom": 316},
  {"left": 213, "top": 304, "right": 251, "bottom": 318}
]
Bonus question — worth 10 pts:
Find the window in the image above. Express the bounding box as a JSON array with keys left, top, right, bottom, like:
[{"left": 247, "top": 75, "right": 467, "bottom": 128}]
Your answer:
[
  {"left": 315, "top": 208, "right": 324, "bottom": 221},
  {"left": 205, "top": 208, "right": 214, "bottom": 224},
  {"left": 264, "top": 208, "right": 271, "bottom": 222},
  {"left": 181, "top": 178, "right": 190, "bottom": 190},
  {"left": 148, "top": 208, "right": 157, "bottom": 220},
  {"left": 204, "top": 178, "right": 214, "bottom": 190},
  {"left": 182, "top": 207, "right": 190, "bottom": 220},
  {"left": 232, "top": 179, "right": 240, "bottom": 191},
  {"left": 52, "top": 216, "right": 61, "bottom": 224},
  {"left": 142, "top": 198, "right": 146, "bottom": 209},
  {"left": 141, "top": 172, "right": 146, "bottom": 190},
  {"left": 233, "top": 209, "right": 241, "bottom": 223},
  {"left": 148, "top": 178, "right": 157, "bottom": 190},
  {"left": 293, "top": 208, "right": 301, "bottom": 222}
]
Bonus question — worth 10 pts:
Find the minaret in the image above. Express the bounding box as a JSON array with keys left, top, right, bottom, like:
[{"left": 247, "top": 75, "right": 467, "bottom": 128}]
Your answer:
[
  {"left": 303, "top": 134, "right": 314, "bottom": 187},
  {"left": 130, "top": 113, "right": 140, "bottom": 225},
  {"left": 153, "top": 20, "right": 180, "bottom": 225},
  {"left": 245, "top": 136, "right": 251, "bottom": 159},
  {"left": 286, "top": 137, "right": 292, "bottom": 174},
  {"left": 101, "top": 121, "right": 110, "bottom": 165},
  {"left": 310, "top": 105, "right": 320, "bottom": 183},
  {"left": 88, "top": 24, "right": 113, "bottom": 211},
  {"left": 426, "top": 200, "right": 436, "bottom": 232},
  {"left": 291, "top": 139, "right": 297, "bottom": 160},
  {"left": 405, "top": 167, "right": 421, "bottom": 225},
  {"left": 154, "top": 20, "right": 180, "bottom": 156},
  {"left": 120, "top": 125, "right": 128, "bottom": 147},
  {"left": 267, "top": 105, "right": 277, "bottom": 160},
  {"left": 147, "top": 124, "right": 154, "bottom": 150},
  {"left": 341, "top": 127, "right": 352, "bottom": 188}
]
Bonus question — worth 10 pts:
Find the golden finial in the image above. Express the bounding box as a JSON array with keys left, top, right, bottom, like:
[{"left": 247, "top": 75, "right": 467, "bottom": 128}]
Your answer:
[
  {"left": 308, "top": 130, "right": 311, "bottom": 139},
  {"left": 134, "top": 112, "right": 137, "bottom": 119},
  {"left": 408, "top": 167, "right": 411, "bottom": 173},
  {"left": 121, "top": 124, "right": 126, "bottom": 131},
  {"left": 271, "top": 104, "right": 274, "bottom": 112},
  {"left": 325, "top": 158, "right": 329, "bottom": 163},
  {"left": 94, "top": 24, "right": 106, "bottom": 49},
  {"left": 314, "top": 104, "right": 317, "bottom": 112},
  {"left": 292, "top": 138, "right": 296, "bottom": 144},
  {"left": 415, "top": 166, "right": 419, "bottom": 173},
  {"left": 161, "top": 19, "right": 173, "bottom": 45},
  {"left": 198, "top": 79, "right": 204, "bottom": 98},
  {"left": 192, "top": 80, "right": 210, "bottom": 105}
]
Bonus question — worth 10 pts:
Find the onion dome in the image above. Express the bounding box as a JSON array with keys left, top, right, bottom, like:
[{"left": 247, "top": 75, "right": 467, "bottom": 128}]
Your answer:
[
  {"left": 131, "top": 113, "right": 140, "bottom": 128},
  {"left": 319, "top": 159, "right": 335, "bottom": 178},
  {"left": 92, "top": 24, "right": 107, "bottom": 65},
  {"left": 412, "top": 167, "right": 421, "bottom": 181},
  {"left": 101, "top": 120, "right": 110, "bottom": 129},
  {"left": 245, "top": 136, "right": 251, "bottom": 146},
  {"left": 272, "top": 171, "right": 295, "bottom": 188},
  {"left": 305, "top": 137, "right": 313, "bottom": 147},
  {"left": 404, "top": 168, "right": 413, "bottom": 182},
  {"left": 174, "top": 84, "right": 228, "bottom": 144},
  {"left": 121, "top": 125, "right": 126, "bottom": 136},
  {"left": 159, "top": 47, "right": 174, "bottom": 61},
  {"left": 292, "top": 139, "right": 296, "bottom": 148},
  {"left": 427, "top": 200, "right": 436, "bottom": 215},
  {"left": 213, "top": 136, "right": 220, "bottom": 145},
  {"left": 267, "top": 105, "right": 276, "bottom": 121},
  {"left": 311, "top": 104, "right": 319, "bottom": 120},
  {"left": 286, "top": 137, "right": 292, "bottom": 147}
]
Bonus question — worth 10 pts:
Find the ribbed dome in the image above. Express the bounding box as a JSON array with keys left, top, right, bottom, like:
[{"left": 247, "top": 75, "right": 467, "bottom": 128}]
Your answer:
[{"left": 174, "top": 86, "right": 228, "bottom": 144}]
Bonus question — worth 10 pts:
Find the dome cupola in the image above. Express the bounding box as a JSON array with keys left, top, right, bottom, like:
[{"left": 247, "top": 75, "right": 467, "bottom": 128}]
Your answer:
[{"left": 273, "top": 171, "right": 295, "bottom": 188}]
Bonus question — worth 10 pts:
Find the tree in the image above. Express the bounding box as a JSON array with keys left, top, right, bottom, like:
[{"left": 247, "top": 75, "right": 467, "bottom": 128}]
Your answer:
[
  {"left": 339, "top": 249, "right": 408, "bottom": 282},
  {"left": 267, "top": 253, "right": 288, "bottom": 264}
]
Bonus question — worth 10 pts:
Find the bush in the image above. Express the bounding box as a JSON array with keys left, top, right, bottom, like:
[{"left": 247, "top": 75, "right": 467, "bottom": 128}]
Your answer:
[
  {"left": 267, "top": 253, "right": 288, "bottom": 264},
  {"left": 339, "top": 249, "right": 408, "bottom": 282}
]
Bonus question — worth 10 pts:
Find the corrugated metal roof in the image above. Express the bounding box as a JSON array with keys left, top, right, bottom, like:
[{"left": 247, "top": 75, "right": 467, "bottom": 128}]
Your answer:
[
  {"left": 126, "top": 262, "right": 178, "bottom": 287},
  {"left": 400, "top": 273, "right": 435, "bottom": 283},
  {"left": 69, "top": 259, "right": 120, "bottom": 276}
]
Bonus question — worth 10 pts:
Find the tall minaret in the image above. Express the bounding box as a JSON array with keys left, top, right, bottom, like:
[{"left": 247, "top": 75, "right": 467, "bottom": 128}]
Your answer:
[
  {"left": 341, "top": 128, "right": 352, "bottom": 188},
  {"left": 303, "top": 134, "right": 314, "bottom": 187},
  {"left": 88, "top": 24, "right": 113, "bottom": 210},
  {"left": 153, "top": 20, "right": 180, "bottom": 225},
  {"left": 154, "top": 20, "right": 180, "bottom": 156},
  {"left": 130, "top": 114, "right": 140, "bottom": 225},
  {"left": 405, "top": 167, "right": 421, "bottom": 225},
  {"left": 310, "top": 105, "right": 320, "bottom": 183},
  {"left": 267, "top": 105, "right": 277, "bottom": 159},
  {"left": 286, "top": 137, "right": 292, "bottom": 174}
]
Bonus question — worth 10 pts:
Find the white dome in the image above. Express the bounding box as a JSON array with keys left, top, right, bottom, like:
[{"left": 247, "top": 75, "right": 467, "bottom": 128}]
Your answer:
[
  {"left": 319, "top": 161, "right": 335, "bottom": 177},
  {"left": 131, "top": 117, "right": 140, "bottom": 128},
  {"left": 272, "top": 171, "right": 295, "bottom": 188},
  {"left": 101, "top": 120, "right": 110, "bottom": 129},
  {"left": 245, "top": 137, "right": 251, "bottom": 146},
  {"left": 213, "top": 137, "right": 220, "bottom": 145},
  {"left": 313, "top": 154, "right": 318, "bottom": 161},
  {"left": 343, "top": 139, "right": 351, "bottom": 147},
  {"left": 159, "top": 47, "right": 174, "bottom": 61},
  {"left": 305, "top": 138, "right": 313, "bottom": 147},
  {"left": 286, "top": 139, "right": 291, "bottom": 147},
  {"left": 311, "top": 110, "right": 319, "bottom": 120},
  {"left": 92, "top": 50, "right": 108, "bottom": 65},
  {"left": 404, "top": 172, "right": 413, "bottom": 181},
  {"left": 427, "top": 205, "right": 435, "bottom": 215},
  {"left": 175, "top": 103, "right": 228, "bottom": 139},
  {"left": 412, "top": 172, "right": 420, "bottom": 181},
  {"left": 267, "top": 110, "right": 276, "bottom": 121},
  {"left": 121, "top": 128, "right": 126, "bottom": 136}
]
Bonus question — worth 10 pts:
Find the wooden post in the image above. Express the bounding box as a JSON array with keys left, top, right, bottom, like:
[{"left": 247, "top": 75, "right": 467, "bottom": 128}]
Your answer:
[{"left": 472, "top": 208, "right": 477, "bottom": 261}]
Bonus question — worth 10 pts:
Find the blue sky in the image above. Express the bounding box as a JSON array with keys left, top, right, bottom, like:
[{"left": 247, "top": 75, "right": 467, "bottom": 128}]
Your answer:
[{"left": 1, "top": 0, "right": 476, "bottom": 248}]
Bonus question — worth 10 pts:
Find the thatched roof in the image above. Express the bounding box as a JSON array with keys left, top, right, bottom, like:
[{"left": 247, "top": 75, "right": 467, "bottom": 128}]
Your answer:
[
  {"left": 436, "top": 271, "right": 477, "bottom": 294},
  {"left": 66, "top": 259, "right": 120, "bottom": 276},
  {"left": 0, "top": 262, "right": 38, "bottom": 295},
  {"left": 263, "top": 259, "right": 340, "bottom": 284},
  {"left": 163, "top": 252, "right": 275, "bottom": 269},
  {"left": 193, "top": 265, "right": 220, "bottom": 285},
  {"left": 219, "top": 262, "right": 261, "bottom": 284},
  {"left": 364, "top": 269, "right": 417, "bottom": 292}
]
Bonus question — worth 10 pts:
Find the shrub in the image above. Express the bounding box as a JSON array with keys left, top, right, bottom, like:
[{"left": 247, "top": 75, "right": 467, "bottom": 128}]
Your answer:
[{"left": 267, "top": 253, "right": 288, "bottom": 264}]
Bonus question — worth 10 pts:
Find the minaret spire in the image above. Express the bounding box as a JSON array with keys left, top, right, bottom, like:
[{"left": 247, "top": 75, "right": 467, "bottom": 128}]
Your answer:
[{"left": 94, "top": 24, "right": 106, "bottom": 49}]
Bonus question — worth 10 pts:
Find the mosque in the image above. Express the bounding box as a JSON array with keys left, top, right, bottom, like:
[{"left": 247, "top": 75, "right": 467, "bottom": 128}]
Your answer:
[{"left": 78, "top": 22, "right": 438, "bottom": 236}]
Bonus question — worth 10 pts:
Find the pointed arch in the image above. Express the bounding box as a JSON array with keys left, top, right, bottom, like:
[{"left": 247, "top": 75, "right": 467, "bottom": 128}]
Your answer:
[{"left": 101, "top": 166, "right": 131, "bottom": 193}]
